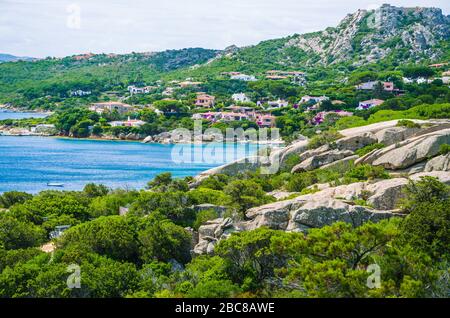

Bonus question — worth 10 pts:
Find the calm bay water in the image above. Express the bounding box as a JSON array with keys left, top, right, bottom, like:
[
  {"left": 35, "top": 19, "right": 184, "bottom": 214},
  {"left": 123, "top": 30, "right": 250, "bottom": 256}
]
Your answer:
[
  {"left": 0, "top": 136, "right": 260, "bottom": 193},
  {"left": 0, "top": 111, "right": 49, "bottom": 120}
]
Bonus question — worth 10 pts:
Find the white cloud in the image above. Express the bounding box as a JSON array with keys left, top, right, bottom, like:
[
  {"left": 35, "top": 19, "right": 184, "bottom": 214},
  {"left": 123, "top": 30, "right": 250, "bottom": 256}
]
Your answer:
[{"left": 0, "top": 0, "right": 449, "bottom": 57}]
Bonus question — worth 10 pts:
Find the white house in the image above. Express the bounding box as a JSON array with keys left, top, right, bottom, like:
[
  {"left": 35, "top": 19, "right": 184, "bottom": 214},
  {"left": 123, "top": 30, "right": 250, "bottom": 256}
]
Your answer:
[
  {"left": 49, "top": 225, "right": 71, "bottom": 239},
  {"left": 356, "top": 81, "right": 394, "bottom": 91},
  {"left": 162, "top": 87, "right": 175, "bottom": 96},
  {"left": 416, "top": 77, "right": 428, "bottom": 84},
  {"left": 230, "top": 74, "right": 257, "bottom": 81},
  {"left": 220, "top": 112, "right": 250, "bottom": 122},
  {"left": 356, "top": 81, "right": 378, "bottom": 90},
  {"left": 232, "top": 93, "right": 251, "bottom": 103},
  {"left": 300, "top": 95, "right": 329, "bottom": 104},
  {"left": 109, "top": 117, "right": 146, "bottom": 127},
  {"left": 89, "top": 102, "right": 134, "bottom": 115},
  {"left": 357, "top": 99, "right": 385, "bottom": 110},
  {"left": 402, "top": 77, "right": 414, "bottom": 84},
  {"left": 267, "top": 100, "right": 289, "bottom": 109},
  {"left": 128, "top": 85, "right": 152, "bottom": 95},
  {"left": 70, "top": 90, "right": 91, "bottom": 97}
]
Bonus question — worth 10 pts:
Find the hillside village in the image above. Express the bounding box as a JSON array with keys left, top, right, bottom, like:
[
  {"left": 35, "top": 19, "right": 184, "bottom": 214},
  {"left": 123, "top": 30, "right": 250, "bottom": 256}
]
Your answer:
[{"left": 1, "top": 63, "right": 449, "bottom": 142}]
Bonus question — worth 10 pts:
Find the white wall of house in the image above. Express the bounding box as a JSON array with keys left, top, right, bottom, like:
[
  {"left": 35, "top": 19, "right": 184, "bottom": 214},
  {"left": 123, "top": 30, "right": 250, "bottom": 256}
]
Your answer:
[{"left": 232, "top": 93, "right": 251, "bottom": 103}]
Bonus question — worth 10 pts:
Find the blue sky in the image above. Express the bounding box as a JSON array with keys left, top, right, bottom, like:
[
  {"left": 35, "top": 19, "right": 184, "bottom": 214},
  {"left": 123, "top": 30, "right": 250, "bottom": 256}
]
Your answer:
[{"left": 1, "top": 0, "right": 449, "bottom": 58}]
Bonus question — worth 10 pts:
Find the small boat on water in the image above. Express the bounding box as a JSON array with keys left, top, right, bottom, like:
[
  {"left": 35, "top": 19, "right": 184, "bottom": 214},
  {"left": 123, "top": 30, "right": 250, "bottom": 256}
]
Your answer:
[{"left": 47, "top": 182, "right": 64, "bottom": 188}]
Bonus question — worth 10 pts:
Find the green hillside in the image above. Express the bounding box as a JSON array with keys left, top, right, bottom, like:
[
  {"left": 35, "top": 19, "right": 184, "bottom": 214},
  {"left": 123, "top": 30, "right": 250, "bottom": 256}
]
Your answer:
[
  {"left": 1, "top": 4, "right": 449, "bottom": 110},
  {"left": 0, "top": 48, "right": 219, "bottom": 106}
]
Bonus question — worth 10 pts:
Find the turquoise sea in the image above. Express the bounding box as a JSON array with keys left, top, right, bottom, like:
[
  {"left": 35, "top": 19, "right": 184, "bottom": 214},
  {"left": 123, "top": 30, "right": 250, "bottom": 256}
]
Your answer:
[{"left": 0, "top": 136, "right": 259, "bottom": 193}]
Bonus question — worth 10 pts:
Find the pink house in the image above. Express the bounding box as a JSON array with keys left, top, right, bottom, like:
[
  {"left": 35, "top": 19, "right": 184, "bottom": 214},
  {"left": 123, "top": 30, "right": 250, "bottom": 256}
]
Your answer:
[
  {"left": 192, "top": 112, "right": 219, "bottom": 121},
  {"left": 257, "top": 115, "right": 277, "bottom": 128},
  {"left": 383, "top": 82, "right": 394, "bottom": 91},
  {"left": 221, "top": 112, "right": 250, "bottom": 122},
  {"left": 312, "top": 111, "right": 353, "bottom": 125}
]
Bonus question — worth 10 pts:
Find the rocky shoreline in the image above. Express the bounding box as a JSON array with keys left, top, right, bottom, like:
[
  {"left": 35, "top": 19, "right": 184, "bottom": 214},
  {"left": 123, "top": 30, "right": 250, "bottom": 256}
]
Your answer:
[
  {"left": 0, "top": 125, "right": 56, "bottom": 137},
  {"left": 0, "top": 127, "right": 285, "bottom": 146},
  {"left": 0, "top": 105, "right": 52, "bottom": 114}
]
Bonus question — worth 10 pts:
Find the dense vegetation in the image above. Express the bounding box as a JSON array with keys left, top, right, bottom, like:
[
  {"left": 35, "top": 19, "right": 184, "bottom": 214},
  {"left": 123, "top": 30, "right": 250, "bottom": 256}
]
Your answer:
[{"left": 0, "top": 176, "right": 448, "bottom": 298}]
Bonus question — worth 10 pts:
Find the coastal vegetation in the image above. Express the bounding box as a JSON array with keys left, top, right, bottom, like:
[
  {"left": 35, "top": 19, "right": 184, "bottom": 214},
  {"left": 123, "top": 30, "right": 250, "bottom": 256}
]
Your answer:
[{"left": 0, "top": 176, "right": 448, "bottom": 298}]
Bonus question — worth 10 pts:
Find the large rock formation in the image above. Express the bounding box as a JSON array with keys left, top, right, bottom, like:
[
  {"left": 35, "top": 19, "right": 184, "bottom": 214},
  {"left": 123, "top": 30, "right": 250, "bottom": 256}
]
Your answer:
[
  {"left": 289, "top": 131, "right": 381, "bottom": 173},
  {"left": 321, "top": 155, "right": 359, "bottom": 170},
  {"left": 292, "top": 149, "right": 354, "bottom": 172},
  {"left": 192, "top": 156, "right": 264, "bottom": 186},
  {"left": 188, "top": 121, "right": 450, "bottom": 190},
  {"left": 424, "top": 154, "right": 450, "bottom": 172},
  {"left": 335, "top": 132, "right": 378, "bottom": 151},
  {"left": 365, "top": 178, "right": 409, "bottom": 210},
  {"left": 357, "top": 128, "right": 450, "bottom": 170},
  {"left": 282, "top": 4, "right": 450, "bottom": 66},
  {"left": 272, "top": 138, "right": 309, "bottom": 168},
  {"left": 192, "top": 171, "right": 450, "bottom": 254},
  {"left": 190, "top": 120, "right": 450, "bottom": 255},
  {"left": 193, "top": 218, "right": 235, "bottom": 255},
  {"left": 374, "top": 126, "right": 420, "bottom": 146},
  {"left": 287, "top": 199, "right": 395, "bottom": 231}
]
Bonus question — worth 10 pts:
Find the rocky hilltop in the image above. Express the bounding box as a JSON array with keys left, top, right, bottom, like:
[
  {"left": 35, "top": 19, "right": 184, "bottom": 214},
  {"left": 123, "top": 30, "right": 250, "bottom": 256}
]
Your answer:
[
  {"left": 231, "top": 4, "right": 450, "bottom": 68},
  {"left": 285, "top": 4, "right": 450, "bottom": 65},
  {"left": 192, "top": 119, "right": 450, "bottom": 255}
]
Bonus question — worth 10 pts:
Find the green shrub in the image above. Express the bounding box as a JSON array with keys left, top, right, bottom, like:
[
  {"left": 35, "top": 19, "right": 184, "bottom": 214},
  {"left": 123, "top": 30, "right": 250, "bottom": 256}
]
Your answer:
[
  {"left": 396, "top": 120, "right": 421, "bottom": 129},
  {"left": 0, "top": 192, "right": 33, "bottom": 208},
  {"left": 352, "top": 199, "right": 372, "bottom": 207},
  {"left": 299, "top": 186, "right": 320, "bottom": 195},
  {"left": 400, "top": 177, "right": 450, "bottom": 259},
  {"left": 197, "top": 174, "right": 230, "bottom": 191},
  {"left": 0, "top": 214, "right": 46, "bottom": 250},
  {"left": 281, "top": 154, "right": 302, "bottom": 173},
  {"left": 307, "top": 130, "right": 343, "bottom": 150},
  {"left": 334, "top": 103, "right": 450, "bottom": 130},
  {"left": 223, "top": 180, "right": 275, "bottom": 216},
  {"left": 287, "top": 163, "right": 354, "bottom": 192},
  {"left": 334, "top": 116, "right": 368, "bottom": 130},
  {"left": 286, "top": 171, "right": 319, "bottom": 192},
  {"left": 344, "top": 164, "right": 390, "bottom": 182},
  {"left": 59, "top": 216, "right": 139, "bottom": 262},
  {"left": 439, "top": 144, "right": 450, "bottom": 155},
  {"left": 355, "top": 143, "right": 385, "bottom": 157},
  {"left": 187, "top": 188, "right": 230, "bottom": 206},
  {"left": 138, "top": 216, "right": 192, "bottom": 264},
  {"left": 193, "top": 209, "right": 219, "bottom": 230}
]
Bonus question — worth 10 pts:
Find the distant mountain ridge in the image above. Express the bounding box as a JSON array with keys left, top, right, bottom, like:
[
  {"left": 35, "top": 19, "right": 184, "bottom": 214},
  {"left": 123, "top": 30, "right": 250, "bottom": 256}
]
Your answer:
[{"left": 0, "top": 53, "right": 36, "bottom": 63}]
